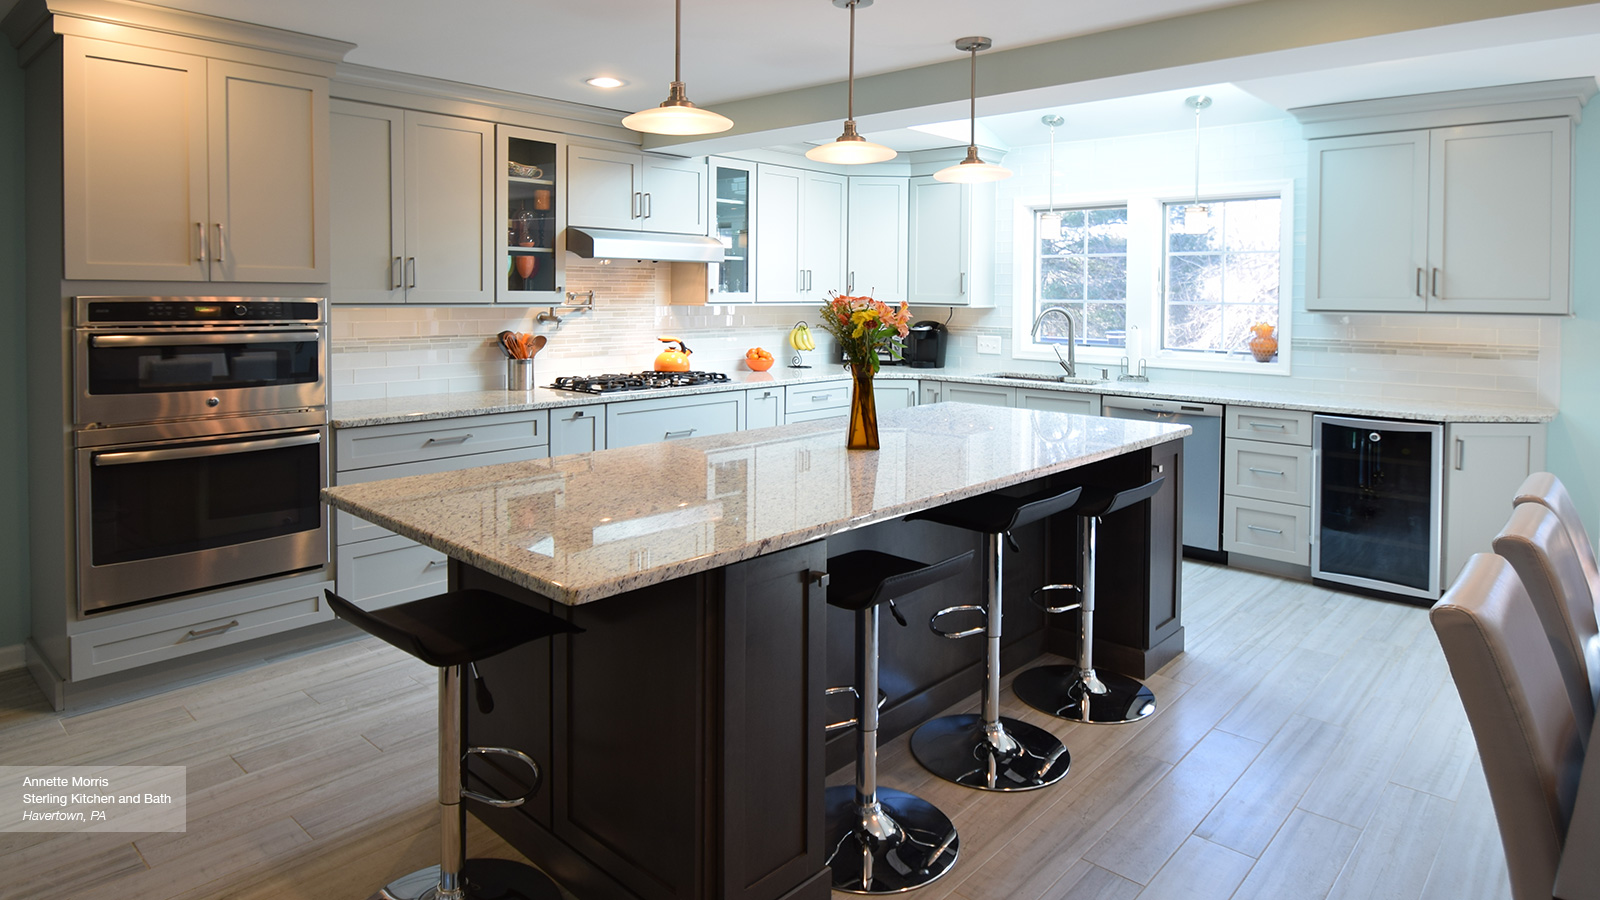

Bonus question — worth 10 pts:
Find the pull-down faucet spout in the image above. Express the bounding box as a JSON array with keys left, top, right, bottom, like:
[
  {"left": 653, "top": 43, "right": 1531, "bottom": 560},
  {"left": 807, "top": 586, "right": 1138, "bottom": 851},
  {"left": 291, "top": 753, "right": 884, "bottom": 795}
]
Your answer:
[{"left": 1030, "top": 307, "right": 1078, "bottom": 377}]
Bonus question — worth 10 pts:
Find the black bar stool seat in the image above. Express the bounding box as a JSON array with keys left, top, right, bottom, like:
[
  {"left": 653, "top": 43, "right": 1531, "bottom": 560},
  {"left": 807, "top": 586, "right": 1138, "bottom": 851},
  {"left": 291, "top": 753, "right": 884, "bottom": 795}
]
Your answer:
[
  {"left": 823, "top": 549, "right": 970, "bottom": 894},
  {"left": 327, "top": 588, "right": 579, "bottom": 900},
  {"left": 1013, "top": 477, "right": 1164, "bottom": 726},
  {"left": 904, "top": 486, "right": 1081, "bottom": 792}
]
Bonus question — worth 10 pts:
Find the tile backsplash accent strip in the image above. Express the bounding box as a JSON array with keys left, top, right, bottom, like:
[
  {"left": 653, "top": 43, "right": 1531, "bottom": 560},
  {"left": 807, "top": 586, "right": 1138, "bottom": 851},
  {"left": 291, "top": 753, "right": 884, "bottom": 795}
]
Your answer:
[{"left": 1290, "top": 338, "right": 1541, "bottom": 360}]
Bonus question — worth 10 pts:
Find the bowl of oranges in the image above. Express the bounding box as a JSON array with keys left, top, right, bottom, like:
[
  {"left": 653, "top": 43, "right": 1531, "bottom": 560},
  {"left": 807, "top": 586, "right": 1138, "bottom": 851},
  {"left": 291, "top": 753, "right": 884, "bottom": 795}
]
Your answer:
[{"left": 745, "top": 347, "right": 774, "bottom": 371}]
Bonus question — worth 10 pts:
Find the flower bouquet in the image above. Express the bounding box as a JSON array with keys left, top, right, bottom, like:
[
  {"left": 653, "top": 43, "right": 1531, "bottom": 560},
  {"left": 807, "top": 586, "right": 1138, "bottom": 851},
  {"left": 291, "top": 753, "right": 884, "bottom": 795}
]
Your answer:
[{"left": 816, "top": 294, "right": 912, "bottom": 449}]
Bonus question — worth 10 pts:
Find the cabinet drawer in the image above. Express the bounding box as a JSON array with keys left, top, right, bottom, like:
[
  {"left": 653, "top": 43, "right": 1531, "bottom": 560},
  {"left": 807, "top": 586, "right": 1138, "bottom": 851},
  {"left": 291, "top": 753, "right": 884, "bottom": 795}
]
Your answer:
[
  {"left": 335, "top": 411, "right": 548, "bottom": 470},
  {"left": 334, "top": 444, "right": 553, "bottom": 545},
  {"left": 336, "top": 533, "right": 448, "bottom": 611},
  {"left": 784, "top": 382, "right": 851, "bottom": 414},
  {"left": 1225, "top": 407, "right": 1312, "bottom": 445},
  {"left": 1018, "top": 389, "right": 1101, "bottom": 416},
  {"left": 605, "top": 393, "right": 745, "bottom": 449},
  {"left": 69, "top": 577, "right": 333, "bottom": 680},
  {"left": 1225, "top": 439, "right": 1312, "bottom": 505},
  {"left": 786, "top": 407, "right": 848, "bottom": 424},
  {"left": 1224, "top": 497, "right": 1311, "bottom": 566}
]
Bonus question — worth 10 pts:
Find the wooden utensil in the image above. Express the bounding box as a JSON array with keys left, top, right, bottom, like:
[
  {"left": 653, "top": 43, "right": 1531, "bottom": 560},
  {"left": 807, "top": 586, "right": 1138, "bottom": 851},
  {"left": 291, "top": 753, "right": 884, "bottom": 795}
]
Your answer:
[
  {"left": 527, "top": 334, "right": 548, "bottom": 358},
  {"left": 498, "top": 331, "right": 519, "bottom": 358}
]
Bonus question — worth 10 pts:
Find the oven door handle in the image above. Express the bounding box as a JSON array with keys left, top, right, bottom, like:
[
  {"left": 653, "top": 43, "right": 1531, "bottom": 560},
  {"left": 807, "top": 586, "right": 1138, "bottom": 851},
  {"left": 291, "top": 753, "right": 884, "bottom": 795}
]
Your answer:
[
  {"left": 89, "top": 331, "right": 321, "bottom": 347},
  {"left": 92, "top": 432, "right": 322, "bottom": 466}
]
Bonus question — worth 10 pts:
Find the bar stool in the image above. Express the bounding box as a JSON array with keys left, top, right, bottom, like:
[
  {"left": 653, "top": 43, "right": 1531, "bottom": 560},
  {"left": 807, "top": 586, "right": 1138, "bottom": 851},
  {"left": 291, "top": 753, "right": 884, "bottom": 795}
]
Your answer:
[
  {"left": 823, "top": 548, "right": 972, "bottom": 894},
  {"left": 1012, "top": 477, "right": 1164, "bottom": 725},
  {"left": 325, "top": 588, "right": 580, "bottom": 900},
  {"left": 906, "top": 485, "right": 1082, "bottom": 791}
]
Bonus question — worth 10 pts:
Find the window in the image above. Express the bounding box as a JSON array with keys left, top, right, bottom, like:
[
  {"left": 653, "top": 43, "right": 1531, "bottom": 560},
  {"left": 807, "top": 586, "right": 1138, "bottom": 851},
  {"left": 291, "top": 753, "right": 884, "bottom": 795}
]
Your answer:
[
  {"left": 1163, "top": 197, "right": 1282, "bottom": 355},
  {"left": 1034, "top": 207, "right": 1127, "bottom": 348}
]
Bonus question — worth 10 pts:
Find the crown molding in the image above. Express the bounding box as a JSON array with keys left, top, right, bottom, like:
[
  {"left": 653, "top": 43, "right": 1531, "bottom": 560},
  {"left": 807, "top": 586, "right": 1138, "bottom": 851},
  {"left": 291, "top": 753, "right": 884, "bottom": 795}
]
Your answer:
[{"left": 1290, "top": 76, "right": 1598, "bottom": 137}]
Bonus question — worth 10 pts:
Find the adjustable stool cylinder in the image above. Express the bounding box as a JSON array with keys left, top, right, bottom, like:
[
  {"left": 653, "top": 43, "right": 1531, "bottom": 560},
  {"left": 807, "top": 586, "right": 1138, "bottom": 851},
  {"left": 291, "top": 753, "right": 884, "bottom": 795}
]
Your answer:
[
  {"left": 905, "top": 486, "right": 1082, "bottom": 791},
  {"left": 822, "top": 549, "right": 972, "bottom": 894},
  {"left": 1012, "top": 477, "right": 1164, "bottom": 725},
  {"left": 326, "top": 588, "right": 580, "bottom": 900}
]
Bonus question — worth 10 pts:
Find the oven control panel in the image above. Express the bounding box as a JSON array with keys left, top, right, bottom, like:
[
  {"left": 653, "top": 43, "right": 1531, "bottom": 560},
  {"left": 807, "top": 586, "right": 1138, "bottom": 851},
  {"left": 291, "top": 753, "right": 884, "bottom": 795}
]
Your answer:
[{"left": 78, "top": 297, "right": 323, "bottom": 325}]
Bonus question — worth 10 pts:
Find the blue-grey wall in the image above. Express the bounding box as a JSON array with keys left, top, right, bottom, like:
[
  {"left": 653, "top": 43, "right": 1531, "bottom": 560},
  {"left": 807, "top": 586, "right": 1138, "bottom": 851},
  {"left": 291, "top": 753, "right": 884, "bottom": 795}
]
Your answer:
[
  {"left": 1549, "top": 111, "right": 1600, "bottom": 533},
  {"left": 1, "top": 42, "right": 28, "bottom": 650}
]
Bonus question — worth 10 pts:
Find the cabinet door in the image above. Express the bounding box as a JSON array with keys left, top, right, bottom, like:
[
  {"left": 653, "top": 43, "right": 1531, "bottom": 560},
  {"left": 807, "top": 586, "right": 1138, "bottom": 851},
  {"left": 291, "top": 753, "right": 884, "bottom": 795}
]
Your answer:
[
  {"left": 1443, "top": 422, "right": 1547, "bottom": 584},
  {"left": 918, "top": 381, "right": 944, "bottom": 405},
  {"left": 62, "top": 38, "right": 209, "bottom": 281},
  {"left": 206, "top": 61, "right": 328, "bottom": 282},
  {"left": 755, "top": 165, "right": 804, "bottom": 302},
  {"left": 1305, "top": 131, "right": 1429, "bottom": 312},
  {"left": 498, "top": 124, "right": 566, "bottom": 303},
  {"left": 801, "top": 170, "right": 848, "bottom": 296},
  {"left": 550, "top": 405, "right": 606, "bottom": 455},
  {"left": 745, "top": 387, "right": 784, "bottom": 430},
  {"left": 1429, "top": 119, "right": 1571, "bottom": 314},
  {"left": 568, "top": 145, "right": 642, "bottom": 230},
  {"left": 709, "top": 158, "right": 756, "bottom": 301},
  {"left": 330, "top": 101, "right": 405, "bottom": 304},
  {"left": 1018, "top": 389, "right": 1100, "bottom": 415},
  {"left": 847, "top": 176, "right": 909, "bottom": 304},
  {"left": 943, "top": 383, "right": 1015, "bottom": 407},
  {"left": 403, "top": 112, "right": 495, "bottom": 304},
  {"left": 908, "top": 176, "right": 971, "bottom": 305},
  {"left": 641, "top": 155, "right": 707, "bottom": 235},
  {"left": 872, "top": 381, "right": 917, "bottom": 411}
]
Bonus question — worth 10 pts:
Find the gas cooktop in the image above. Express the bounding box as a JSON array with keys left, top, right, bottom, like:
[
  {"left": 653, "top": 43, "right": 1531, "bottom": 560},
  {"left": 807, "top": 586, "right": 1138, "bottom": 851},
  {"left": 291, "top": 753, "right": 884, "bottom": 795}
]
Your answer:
[{"left": 550, "top": 371, "right": 732, "bottom": 394}]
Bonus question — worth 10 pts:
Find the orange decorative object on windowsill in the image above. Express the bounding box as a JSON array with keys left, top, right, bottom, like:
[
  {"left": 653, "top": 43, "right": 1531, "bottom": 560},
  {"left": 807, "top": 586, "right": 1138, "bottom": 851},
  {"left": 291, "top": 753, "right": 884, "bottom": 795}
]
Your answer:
[{"left": 1248, "top": 322, "right": 1278, "bottom": 362}]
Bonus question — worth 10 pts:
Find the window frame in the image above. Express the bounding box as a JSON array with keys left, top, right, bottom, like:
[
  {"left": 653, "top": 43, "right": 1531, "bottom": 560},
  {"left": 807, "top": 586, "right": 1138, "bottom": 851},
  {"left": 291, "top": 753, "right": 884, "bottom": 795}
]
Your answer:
[{"left": 1010, "top": 179, "right": 1294, "bottom": 376}]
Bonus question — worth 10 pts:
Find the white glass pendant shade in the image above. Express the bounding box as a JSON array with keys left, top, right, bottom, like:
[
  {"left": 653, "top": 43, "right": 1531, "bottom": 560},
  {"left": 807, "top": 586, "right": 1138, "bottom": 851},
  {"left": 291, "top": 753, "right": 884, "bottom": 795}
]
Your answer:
[
  {"left": 809, "top": 0, "right": 895, "bottom": 165},
  {"left": 624, "top": 0, "right": 732, "bottom": 136},
  {"left": 1182, "top": 203, "right": 1212, "bottom": 233},
  {"left": 1039, "top": 211, "right": 1063, "bottom": 240}
]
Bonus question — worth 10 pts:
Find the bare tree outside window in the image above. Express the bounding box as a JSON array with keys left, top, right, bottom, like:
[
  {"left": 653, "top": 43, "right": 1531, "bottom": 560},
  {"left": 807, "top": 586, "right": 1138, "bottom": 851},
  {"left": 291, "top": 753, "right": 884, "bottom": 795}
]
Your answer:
[
  {"left": 1036, "top": 207, "right": 1128, "bottom": 348},
  {"left": 1164, "top": 197, "right": 1281, "bottom": 354}
]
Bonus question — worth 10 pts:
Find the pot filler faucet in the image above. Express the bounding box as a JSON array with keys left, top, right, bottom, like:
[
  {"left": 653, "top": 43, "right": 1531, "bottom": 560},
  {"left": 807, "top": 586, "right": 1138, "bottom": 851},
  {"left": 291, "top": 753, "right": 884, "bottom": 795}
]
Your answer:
[{"left": 1030, "top": 306, "right": 1078, "bottom": 377}]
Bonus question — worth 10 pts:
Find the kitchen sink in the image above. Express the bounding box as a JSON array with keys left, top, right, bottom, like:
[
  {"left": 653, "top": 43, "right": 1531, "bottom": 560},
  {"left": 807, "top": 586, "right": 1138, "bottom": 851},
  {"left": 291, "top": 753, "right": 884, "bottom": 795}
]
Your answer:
[{"left": 983, "top": 371, "right": 1105, "bottom": 385}]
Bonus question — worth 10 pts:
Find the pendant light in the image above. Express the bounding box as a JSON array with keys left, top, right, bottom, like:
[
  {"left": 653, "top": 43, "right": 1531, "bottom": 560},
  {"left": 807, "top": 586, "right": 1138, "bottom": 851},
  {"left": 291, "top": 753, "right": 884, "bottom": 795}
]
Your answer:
[
  {"left": 621, "top": 0, "right": 733, "bottom": 135},
  {"left": 807, "top": 0, "right": 896, "bottom": 164},
  {"left": 1182, "top": 95, "right": 1212, "bottom": 232},
  {"left": 1039, "top": 114, "right": 1064, "bottom": 240},
  {"left": 934, "top": 37, "right": 1011, "bottom": 183}
]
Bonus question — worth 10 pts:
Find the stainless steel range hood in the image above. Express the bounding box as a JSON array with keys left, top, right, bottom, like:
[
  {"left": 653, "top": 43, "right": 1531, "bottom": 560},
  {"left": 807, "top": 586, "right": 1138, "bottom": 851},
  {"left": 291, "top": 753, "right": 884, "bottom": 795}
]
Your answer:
[{"left": 566, "top": 227, "right": 724, "bottom": 263}]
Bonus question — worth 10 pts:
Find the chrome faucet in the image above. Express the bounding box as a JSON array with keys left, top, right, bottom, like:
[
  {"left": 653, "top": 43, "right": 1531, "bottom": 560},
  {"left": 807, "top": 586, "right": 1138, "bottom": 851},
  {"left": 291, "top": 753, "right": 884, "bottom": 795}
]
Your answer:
[{"left": 1030, "top": 306, "right": 1078, "bottom": 377}]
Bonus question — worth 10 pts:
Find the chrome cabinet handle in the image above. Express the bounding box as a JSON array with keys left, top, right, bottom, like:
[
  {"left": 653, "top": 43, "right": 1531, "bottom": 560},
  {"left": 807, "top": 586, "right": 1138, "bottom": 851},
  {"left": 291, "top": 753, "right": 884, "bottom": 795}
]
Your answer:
[
  {"left": 1246, "top": 524, "right": 1284, "bottom": 535},
  {"left": 184, "top": 619, "right": 240, "bottom": 641},
  {"left": 1415, "top": 267, "right": 1423, "bottom": 298},
  {"left": 214, "top": 223, "right": 226, "bottom": 263},
  {"left": 424, "top": 434, "right": 473, "bottom": 445},
  {"left": 960, "top": 272, "right": 966, "bottom": 294},
  {"left": 665, "top": 428, "right": 696, "bottom": 439},
  {"left": 643, "top": 192, "right": 652, "bottom": 219},
  {"left": 425, "top": 559, "right": 448, "bottom": 570},
  {"left": 1431, "top": 267, "right": 1440, "bottom": 298},
  {"left": 632, "top": 192, "right": 642, "bottom": 219},
  {"left": 94, "top": 432, "right": 320, "bottom": 466},
  {"left": 391, "top": 257, "right": 402, "bottom": 291},
  {"left": 811, "top": 394, "right": 832, "bottom": 402},
  {"left": 1247, "top": 467, "right": 1286, "bottom": 476},
  {"left": 797, "top": 270, "right": 804, "bottom": 293},
  {"left": 848, "top": 270, "right": 855, "bottom": 292},
  {"left": 1455, "top": 437, "right": 1465, "bottom": 471},
  {"left": 195, "top": 222, "right": 206, "bottom": 262},
  {"left": 1248, "top": 421, "right": 1287, "bottom": 431}
]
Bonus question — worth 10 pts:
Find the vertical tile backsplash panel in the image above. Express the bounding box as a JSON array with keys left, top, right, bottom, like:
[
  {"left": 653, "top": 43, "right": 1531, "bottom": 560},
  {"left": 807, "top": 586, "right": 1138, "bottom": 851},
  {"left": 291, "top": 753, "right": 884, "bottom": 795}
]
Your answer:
[{"left": 333, "top": 118, "right": 1559, "bottom": 407}]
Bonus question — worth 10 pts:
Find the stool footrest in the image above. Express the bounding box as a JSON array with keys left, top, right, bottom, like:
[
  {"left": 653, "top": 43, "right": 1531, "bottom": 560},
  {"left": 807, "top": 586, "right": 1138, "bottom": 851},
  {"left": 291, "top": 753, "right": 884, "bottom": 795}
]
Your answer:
[
  {"left": 462, "top": 746, "right": 540, "bottom": 808},
  {"left": 928, "top": 604, "right": 987, "bottom": 639},
  {"left": 824, "top": 686, "right": 889, "bottom": 734},
  {"left": 1030, "top": 583, "right": 1081, "bottom": 615}
]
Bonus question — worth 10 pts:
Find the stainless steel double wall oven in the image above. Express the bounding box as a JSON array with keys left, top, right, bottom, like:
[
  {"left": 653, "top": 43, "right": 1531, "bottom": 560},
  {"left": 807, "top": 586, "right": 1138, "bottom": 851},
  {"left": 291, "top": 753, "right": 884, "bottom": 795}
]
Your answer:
[{"left": 73, "top": 297, "right": 329, "bottom": 614}]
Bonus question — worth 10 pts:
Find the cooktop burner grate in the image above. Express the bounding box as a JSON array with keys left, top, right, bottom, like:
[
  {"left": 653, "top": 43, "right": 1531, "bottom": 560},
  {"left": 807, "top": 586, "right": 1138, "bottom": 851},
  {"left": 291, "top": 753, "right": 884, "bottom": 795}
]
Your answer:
[{"left": 550, "top": 371, "right": 732, "bottom": 394}]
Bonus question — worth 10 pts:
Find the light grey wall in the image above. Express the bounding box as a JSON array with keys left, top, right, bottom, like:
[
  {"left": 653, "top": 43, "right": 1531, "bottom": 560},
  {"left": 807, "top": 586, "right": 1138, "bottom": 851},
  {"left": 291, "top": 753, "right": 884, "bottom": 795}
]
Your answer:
[
  {"left": 0, "top": 41, "right": 28, "bottom": 650},
  {"left": 1547, "top": 111, "right": 1600, "bottom": 536}
]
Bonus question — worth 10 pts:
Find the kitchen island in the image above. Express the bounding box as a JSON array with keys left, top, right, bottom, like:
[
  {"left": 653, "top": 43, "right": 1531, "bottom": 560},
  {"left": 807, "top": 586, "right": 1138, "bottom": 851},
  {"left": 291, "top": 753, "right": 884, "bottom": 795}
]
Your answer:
[{"left": 323, "top": 403, "right": 1188, "bottom": 900}]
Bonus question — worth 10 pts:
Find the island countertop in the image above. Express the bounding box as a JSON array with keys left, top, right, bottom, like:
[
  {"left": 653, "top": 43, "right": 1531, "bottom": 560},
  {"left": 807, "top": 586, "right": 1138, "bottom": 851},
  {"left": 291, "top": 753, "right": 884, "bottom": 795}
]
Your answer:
[{"left": 322, "top": 403, "right": 1190, "bottom": 606}]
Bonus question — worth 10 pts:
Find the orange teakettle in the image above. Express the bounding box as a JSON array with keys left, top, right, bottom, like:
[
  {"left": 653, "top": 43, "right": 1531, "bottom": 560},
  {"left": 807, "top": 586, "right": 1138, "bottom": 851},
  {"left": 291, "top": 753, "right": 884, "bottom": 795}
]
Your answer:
[{"left": 654, "top": 336, "right": 693, "bottom": 372}]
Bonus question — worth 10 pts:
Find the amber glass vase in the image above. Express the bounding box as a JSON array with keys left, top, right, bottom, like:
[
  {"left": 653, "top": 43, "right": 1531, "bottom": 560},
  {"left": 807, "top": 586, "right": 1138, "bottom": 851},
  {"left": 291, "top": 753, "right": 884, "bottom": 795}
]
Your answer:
[{"left": 846, "top": 364, "right": 880, "bottom": 450}]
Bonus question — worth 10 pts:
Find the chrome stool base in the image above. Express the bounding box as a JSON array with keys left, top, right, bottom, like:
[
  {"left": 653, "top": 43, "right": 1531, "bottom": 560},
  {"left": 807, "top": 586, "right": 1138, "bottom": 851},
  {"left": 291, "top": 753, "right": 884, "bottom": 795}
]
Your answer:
[
  {"left": 824, "top": 786, "right": 960, "bottom": 894},
  {"left": 1013, "top": 664, "right": 1158, "bottom": 725},
  {"left": 374, "top": 859, "right": 563, "bottom": 900},
  {"left": 910, "top": 713, "right": 1070, "bottom": 791}
]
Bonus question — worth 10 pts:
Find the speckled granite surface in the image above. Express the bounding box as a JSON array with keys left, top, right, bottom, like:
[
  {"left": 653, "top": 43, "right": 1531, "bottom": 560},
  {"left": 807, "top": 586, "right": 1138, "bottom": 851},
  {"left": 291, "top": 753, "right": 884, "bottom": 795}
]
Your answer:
[
  {"left": 322, "top": 403, "right": 1189, "bottom": 606},
  {"left": 329, "top": 366, "right": 1553, "bottom": 428}
]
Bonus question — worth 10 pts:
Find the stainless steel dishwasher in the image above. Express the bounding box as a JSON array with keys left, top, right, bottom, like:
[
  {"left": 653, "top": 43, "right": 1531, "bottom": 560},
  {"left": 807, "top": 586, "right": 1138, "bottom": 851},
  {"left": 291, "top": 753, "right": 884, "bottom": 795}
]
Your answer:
[{"left": 1102, "top": 396, "right": 1224, "bottom": 555}]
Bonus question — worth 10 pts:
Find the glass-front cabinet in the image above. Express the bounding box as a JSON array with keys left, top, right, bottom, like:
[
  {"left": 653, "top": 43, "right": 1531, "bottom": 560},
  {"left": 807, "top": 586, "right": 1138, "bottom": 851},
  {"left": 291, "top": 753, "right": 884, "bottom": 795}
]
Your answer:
[
  {"left": 497, "top": 125, "right": 566, "bottom": 302},
  {"left": 710, "top": 157, "right": 755, "bottom": 302}
]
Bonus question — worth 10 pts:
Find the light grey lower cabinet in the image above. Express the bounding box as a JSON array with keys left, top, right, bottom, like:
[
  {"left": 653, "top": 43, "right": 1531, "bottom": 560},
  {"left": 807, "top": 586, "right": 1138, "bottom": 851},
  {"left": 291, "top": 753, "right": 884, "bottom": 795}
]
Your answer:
[
  {"left": 784, "top": 382, "right": 850, "bottom": 423},
  {"left": 1017, "top": 389, "right": 1100, "bottom": 415},
  {"left": 333, "top": 411, "right": 549, "bottom": 609},
  {"left": 605, "top": 392, "right": 746, "bottom": 449},
  {"left": 746, "top": 387, "right": 786, "bottom": 429},
  {"left": 938, "top": 383, "right": 1016, "bottom": 407},
  {"left": 550, "top": 404, "right": 606, "bottom": 456},
  {"left": 1442, "top": 421, "right": 1547, "bottom": 585},
  {"left": 1223, "top": 405, "right": 1313, "bottom": 566},
  {"left": 873, "top": 380, "right": 918, "bottom": 410}
]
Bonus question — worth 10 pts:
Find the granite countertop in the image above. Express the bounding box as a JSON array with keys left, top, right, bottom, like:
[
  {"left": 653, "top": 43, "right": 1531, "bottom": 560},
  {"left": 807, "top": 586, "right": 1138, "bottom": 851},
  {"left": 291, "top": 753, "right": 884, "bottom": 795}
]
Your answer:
[
  {"left": 321, "top": 403, "right": 1189, "bottom": 606},
  {"left": 329, "top": 365, "right": 1554, "bottom": 428}
]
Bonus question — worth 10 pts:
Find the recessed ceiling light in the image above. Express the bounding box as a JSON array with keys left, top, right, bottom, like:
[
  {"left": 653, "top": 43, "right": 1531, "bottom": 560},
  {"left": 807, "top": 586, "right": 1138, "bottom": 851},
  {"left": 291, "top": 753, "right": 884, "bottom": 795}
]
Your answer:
[{"left": 587, "top": 76, "right": 625, "bottom": 89}]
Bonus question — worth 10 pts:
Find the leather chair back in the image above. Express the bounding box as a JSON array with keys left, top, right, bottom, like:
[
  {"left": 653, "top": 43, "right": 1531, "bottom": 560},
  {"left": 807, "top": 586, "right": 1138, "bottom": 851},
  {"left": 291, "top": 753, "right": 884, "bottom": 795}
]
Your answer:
[
  {"left": 1430, "top": 553, "right": 1584, "bottom": 900},
  {"left": 1515, "top": 472, "right": 1600, "bottom": 614},
  {"left": 1494, "top": 503, "right": 1600, "bottom": 749}
]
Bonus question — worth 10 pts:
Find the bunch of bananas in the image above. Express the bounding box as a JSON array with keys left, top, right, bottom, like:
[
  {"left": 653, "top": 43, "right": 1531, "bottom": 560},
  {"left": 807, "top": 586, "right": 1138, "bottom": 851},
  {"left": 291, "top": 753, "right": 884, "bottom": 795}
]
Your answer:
[{"left": 787, "top": 321, "right": 816, "bottom": 352}]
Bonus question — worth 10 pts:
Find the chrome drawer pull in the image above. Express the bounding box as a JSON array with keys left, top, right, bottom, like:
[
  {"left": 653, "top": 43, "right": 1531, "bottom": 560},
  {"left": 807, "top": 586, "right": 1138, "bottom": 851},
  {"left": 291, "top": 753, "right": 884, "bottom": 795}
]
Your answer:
[
  {"left": 1248, "top": 422, "right": 1288, "bottom": 431},
  {"left": 184, "top": 619, "right": 240, "bottom": 641},
  {"left": 665, "top": 429, "right": 696, "bottom": 439},
  {"left": 424, "top": 434, "right": 473, "bottom": 445},
  {"left": 1246, "top": 524, "right": 1284, "bottom": 535},
  {"left": 425, "top": 559, "right": 448, "bottom": 570},
  {"left": 811, "top": 394, "right": 833, "bottom": 402},
  {"left": 1247, "top": 467, "right": 1286, "bottom": 476}
]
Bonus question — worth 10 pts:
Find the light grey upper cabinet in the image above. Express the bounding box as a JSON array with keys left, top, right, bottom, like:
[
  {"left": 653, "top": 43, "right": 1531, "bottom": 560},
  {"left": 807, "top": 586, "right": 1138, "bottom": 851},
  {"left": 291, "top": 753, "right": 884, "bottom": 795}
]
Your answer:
[
  {"left": 754, "top": 163, "right": 847, "bottom": 302},
  {"left": 63, "top": 37, "right": 329, "bottom": 283},
  {"left": 908, "top": 175, "right": 994, "bottom": 307},
  {"left": 330, "top": 102, "right": 494, "bottom": 304},
  {"left": 709, "top": 157, "right": 756, "bottom": 302},
  {"left": 846, "top": 176, "right": 908, "bottom": 305},
  {"left": 567, "top": 145, "right": 707, "bottom": 235},
  {"left": 1307, "top": 118, "right": 1571, "bottom": 315}
]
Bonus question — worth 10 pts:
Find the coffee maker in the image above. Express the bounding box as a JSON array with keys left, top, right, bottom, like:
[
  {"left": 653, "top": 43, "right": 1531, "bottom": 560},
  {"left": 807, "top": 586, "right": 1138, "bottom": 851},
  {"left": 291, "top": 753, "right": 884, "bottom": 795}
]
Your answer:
[{"left": 903, "top": 321, "right": 948, "bottom": 368}]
